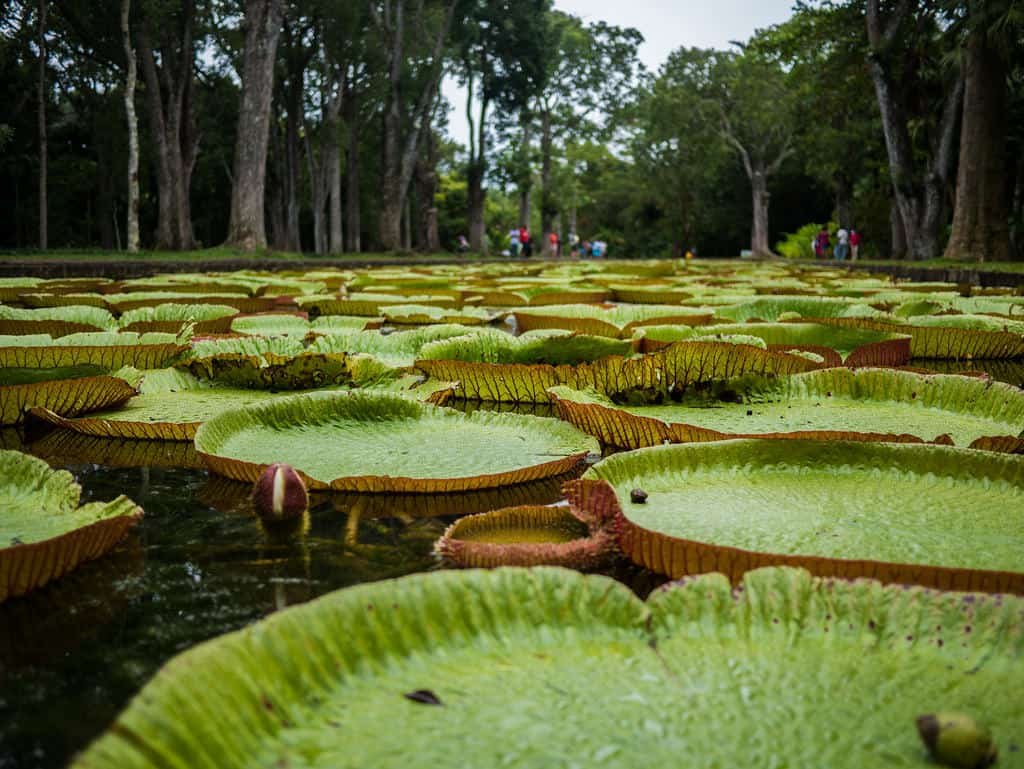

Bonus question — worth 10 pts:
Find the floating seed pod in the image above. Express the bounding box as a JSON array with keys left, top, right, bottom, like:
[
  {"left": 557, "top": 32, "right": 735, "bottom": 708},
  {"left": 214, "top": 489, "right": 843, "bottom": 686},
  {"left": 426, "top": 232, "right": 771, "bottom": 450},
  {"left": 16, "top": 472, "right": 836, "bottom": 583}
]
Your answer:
[
  {"left": 252, "top": 463, "right": 308, "bottom": 520},
  {"left": 916, "top": 712, "right": 997, "bottom": 769},
  {"left": 630, "top": 488, "right": 648, "bottom": 504}
]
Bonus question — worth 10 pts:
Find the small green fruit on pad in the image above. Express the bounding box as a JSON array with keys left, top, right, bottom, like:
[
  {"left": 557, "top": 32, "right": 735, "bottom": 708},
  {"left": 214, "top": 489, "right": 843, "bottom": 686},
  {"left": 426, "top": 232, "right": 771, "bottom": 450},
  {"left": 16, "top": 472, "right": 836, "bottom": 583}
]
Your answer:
[
  {"left": 586, "top": 439, "right": 1024, "bottom": 591},
  {"left": 73, "top": 567, "right": 1024, "bottom": 769}
]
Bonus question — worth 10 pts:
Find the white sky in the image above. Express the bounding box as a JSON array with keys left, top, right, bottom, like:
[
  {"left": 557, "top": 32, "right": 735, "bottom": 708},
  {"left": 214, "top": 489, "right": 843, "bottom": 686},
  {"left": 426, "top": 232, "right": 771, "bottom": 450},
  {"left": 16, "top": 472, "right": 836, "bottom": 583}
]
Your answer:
[{"left": 441, "top": 0, "right": 797, "bottom": 145}]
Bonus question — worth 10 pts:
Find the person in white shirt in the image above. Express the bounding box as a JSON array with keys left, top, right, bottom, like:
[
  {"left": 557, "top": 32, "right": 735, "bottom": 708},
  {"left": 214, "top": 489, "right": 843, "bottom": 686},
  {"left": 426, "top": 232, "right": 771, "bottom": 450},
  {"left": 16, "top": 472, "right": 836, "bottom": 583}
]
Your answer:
[
  {"left": 834, "top": 227, "right": 850, "bottom": 260},
  {"left": 508, "top": 228, "right": 521, "bottom": 258}
]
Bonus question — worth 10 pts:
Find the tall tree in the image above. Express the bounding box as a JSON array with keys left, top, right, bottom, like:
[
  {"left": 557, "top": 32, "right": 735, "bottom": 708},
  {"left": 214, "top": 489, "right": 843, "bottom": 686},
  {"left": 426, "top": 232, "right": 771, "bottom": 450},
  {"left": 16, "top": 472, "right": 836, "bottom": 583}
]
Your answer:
[
  {"left": 36, "top": 0, "right": 46, "bottom": 250},
  {"left": 754, "top": 3, "right": 885, "bottom": 231},
  {"left": 532, "top": 12, "right": 642, "bottom": 255},
  {"left": 369, "top": 0, "right": 457, "bottom": 251},
  {"left": 705, "top": 50, "right": 798, "bottom": 256},
  {"left": 456, "top": 0, "right": 548, "bottom": 252},
  {"left": 630, "top": 48, "right": 731, "bottom": 256},
  {"left": 226, "top": 0, "right": 284, "bottom": 250},
  {"left": 137, "top": 0, "right": 200, "bottom": 250},
  {"left": 866, "top": 0, "right": 964, "bottom": 260},
  {"left": 943, "top": 0, "right": 1020, "bottom": 261},
  {"left": 121, "top": 0, "right": 139, "bottom": 253}
]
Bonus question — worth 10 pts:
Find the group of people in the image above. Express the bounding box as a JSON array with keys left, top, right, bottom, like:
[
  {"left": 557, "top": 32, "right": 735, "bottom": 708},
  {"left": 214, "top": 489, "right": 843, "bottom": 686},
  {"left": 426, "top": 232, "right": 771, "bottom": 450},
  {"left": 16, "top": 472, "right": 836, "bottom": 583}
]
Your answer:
[
  {"left": 504, "top": 228, "right": 607, "bottom": 259},
  {"left": 813, "top": 226, "right": 861, "bottom": 261}
]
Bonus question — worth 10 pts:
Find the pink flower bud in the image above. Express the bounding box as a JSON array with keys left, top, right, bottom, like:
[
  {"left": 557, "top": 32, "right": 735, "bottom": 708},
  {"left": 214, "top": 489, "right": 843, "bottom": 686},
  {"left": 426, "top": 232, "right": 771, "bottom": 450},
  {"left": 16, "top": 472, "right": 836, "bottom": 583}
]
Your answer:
[{"left": 252, "top": 463, "right": 308, "bottom": 520}]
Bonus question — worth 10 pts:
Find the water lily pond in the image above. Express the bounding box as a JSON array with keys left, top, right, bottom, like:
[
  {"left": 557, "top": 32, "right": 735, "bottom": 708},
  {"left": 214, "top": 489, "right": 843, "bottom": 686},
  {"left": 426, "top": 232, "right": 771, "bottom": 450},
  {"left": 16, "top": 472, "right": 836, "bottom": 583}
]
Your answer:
[{"left": 1, "top": 259, "right": 1022, "bottom": 768}]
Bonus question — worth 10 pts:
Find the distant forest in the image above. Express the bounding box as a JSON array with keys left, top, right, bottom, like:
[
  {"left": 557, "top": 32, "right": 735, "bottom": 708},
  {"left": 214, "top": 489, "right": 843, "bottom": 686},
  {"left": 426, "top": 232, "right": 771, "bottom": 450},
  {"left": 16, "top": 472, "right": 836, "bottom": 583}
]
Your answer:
[{"left": 1, "top": 0, "right": 1022, "bottom": 259}]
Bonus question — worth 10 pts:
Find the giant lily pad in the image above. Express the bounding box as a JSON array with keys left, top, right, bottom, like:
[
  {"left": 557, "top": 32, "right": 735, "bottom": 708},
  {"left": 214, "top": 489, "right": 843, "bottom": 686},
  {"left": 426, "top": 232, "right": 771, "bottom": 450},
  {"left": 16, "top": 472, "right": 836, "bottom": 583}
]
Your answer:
[
  {"left": 434, "top": 503, "right": 617, "bottom": 569},
  {"left": 297, "top": 292, "right": 460, "bottom": 317},
  {"left": 31, "top": 369, "right": 450, "bottom": 441},
  {"left": 637, "top": 322, "right": 911, "bottom": 366},
  {"left": 512, "top": 303, "right": 713, "bottom": 338},
  {"left": 74, "top": 566, "right": 1024, "bottom": 769},
  {"left": 0, "top": 368, "right": 140, "bottom": 425},
  {"left": 809, "top": 316, "right": 1024, "bottom": 359},
  {"left": 549, "top": 368, "right": 1024, "bottom": 451},
  {"left": 0, "top": 305, "right": 118, "bottom": 336},
  {"left": 181, "top": 337, "right": 349, "bottom": 390},
  {"left": 0, "top": 332, "right": 188, "bottom": 370},
  {"left": 579, "top": 439, "right": 1024, "bottom": 592},
  {"left": 717, "top": 296, "right": 884, "bottom": 322},
  {"left": 104, "top": 291, "right": 276, "bottom": 314},
  {"left": 419, "top": 340, "right": 819, "bottom": 404},
  {"left": 382, "top": 304, "right": 496, "bottom": 326},
  {"left": 118, "top": 303, "right": 239, "bottom": 334},
  {"left": 0, "top": 450, "right": 142, "bottom": 602},
  {"left": 194, "top": 390, "right": 596, "bottom": 492}
]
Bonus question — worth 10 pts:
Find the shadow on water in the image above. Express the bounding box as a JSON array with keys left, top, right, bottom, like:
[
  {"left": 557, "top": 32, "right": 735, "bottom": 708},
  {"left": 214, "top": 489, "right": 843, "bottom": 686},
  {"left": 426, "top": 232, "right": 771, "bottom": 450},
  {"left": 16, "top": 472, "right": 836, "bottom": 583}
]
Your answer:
[{"left": 0, "top": 431, "right": 582, "bottom": 769}]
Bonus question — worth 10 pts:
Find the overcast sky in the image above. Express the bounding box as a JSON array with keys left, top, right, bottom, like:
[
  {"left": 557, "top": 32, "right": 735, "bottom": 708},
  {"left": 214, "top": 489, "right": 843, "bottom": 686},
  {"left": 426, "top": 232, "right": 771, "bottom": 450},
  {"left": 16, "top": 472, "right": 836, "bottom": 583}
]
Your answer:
[{"left": 441, "top": 0, "right": 796, "bottom": 145}]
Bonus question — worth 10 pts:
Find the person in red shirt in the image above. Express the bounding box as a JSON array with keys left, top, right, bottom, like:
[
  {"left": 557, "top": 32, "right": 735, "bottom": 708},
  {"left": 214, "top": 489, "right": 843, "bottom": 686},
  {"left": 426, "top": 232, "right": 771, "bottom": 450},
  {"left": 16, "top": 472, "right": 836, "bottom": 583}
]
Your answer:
[
  {"left": 548, "top": 231, "right": 560, "bottom": 258},
  {"left": 849, "top": 228, "right": 861, "bottom": 261},
  {"left": 519, "top": 227, "right": 532, "bottom": 257}
]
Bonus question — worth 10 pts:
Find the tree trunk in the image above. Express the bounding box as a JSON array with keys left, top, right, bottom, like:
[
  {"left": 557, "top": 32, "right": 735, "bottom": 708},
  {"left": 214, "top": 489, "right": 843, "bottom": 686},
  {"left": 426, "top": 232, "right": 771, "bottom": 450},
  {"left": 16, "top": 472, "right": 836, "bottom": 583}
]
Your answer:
[
  {"left": 890, "top": 198, "right": 907, "bottom": 259},
  {"left": 328, "top": 136, "right": 343, "bottom": 253},
  {"left": 344, "top": 95, "right": 361, "bottom": 252},
  {"left": 402, "top": 197, "right": 412, "bottom": 250},
  {"left": 943, "top": 28, "right": 1010, "bottom": 262},
  {"left": 306, "top": 130, "right": 326, "bottom": 255},
  {"left": 373, "top": 0, "right": 456, "bottom": 251},
  {"left": 866, "top": 0, "right": 963, "bottom": 260},
  {"left": 284, "top": 100, "right": 301, "bottom": 251},
  {"left": 267, "top": 112, "right": 288, "bottom": 249},
  {"left": 415, "top": 130, "right": 439, "bottom": 252},
  {"left": 517, "top": 108, "right": 532, "bottom": 227},
  {"left": 539, "top": 109, "right": 554, "bottom": 257},
  {"left": 121, "top": 0, "right": 140, "bottom": 252},
  {"left": 467, "top": 164, "right": 486, "bottom": 252},
  {"left": 750, "top": 170, "right": 771, "bottom": 256},
  {"left": 37, "top": 0, "right": 47, "bottom": 250},
  {"left": 227, "top": 0, "right": 284, "bottom": 251},
  {"left": 137, "top": 5, "right": 198, "bottom": 251},
  {"left": 464, "top": 68, "right": 488, "bottom": 252}
]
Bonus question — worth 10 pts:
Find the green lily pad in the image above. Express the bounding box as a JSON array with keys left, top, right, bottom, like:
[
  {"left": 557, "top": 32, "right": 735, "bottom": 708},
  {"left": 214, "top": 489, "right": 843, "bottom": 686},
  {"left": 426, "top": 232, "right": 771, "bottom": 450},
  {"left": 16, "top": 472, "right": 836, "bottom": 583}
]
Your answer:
[
  {"left": 194, "top": 390, "right": 597, "bottom": 492},
  {"left": 512, "top": 303, "right": 713, "bottom": 338},
  {"left": 309, "top": 325, "right": 485, "bottom": 369},
  {"left": 0, "top": 305, "right": 119, "bottom": 335},
  {"left": 718, "top": 296, "right": 885, "bottom": 322},
  {"left": 0, "top": 368, "right": 140, "bottom": 425},
  {"left": 0, "top": 449, "right": 142, "bottom": 602},
  {"left": 31, "top": 369, "right": 449, "bottom": 441},
  {"left": 181, "top": 337, "right": 350, "bottom": 390},
  {"left": 638, "top": 322, "right": 911, "bottom": 366},
  {"left": 118, "top": 303, "right": 239, "bottom": 334},
  {"left": 549, "top": 368, "right": 1024, "bottom": 450},
  {"left": 382, "top": 304, "right": 496, "bottom": 326},
  {"left": 434, "top": 502, "right": 617, "bottom": 569},
  {"left": 808, "top": 317, "right": 1024, "bottom": 359},
  {"left": 0, "top": 332, "right": 188, "bottom": 370},
  {"left": 230, "top": 314, "right": 374, "bottom": 338},
  {"left": 418, "top": 329, "right": 633, "bottom": 366},
  {"left": 73, "top": 566, "right": 1024, "bottom": 769},
  {"left": 583, "top": 439, "right": 1024, "bottom": 591}
]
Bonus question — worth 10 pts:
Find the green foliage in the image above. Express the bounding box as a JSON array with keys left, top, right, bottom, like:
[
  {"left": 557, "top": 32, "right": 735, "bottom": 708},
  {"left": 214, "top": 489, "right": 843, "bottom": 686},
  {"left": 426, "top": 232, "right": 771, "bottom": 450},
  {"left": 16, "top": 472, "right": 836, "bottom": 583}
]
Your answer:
[{"left": 776, "top": 221, "right": 835, "bottom": 260}]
